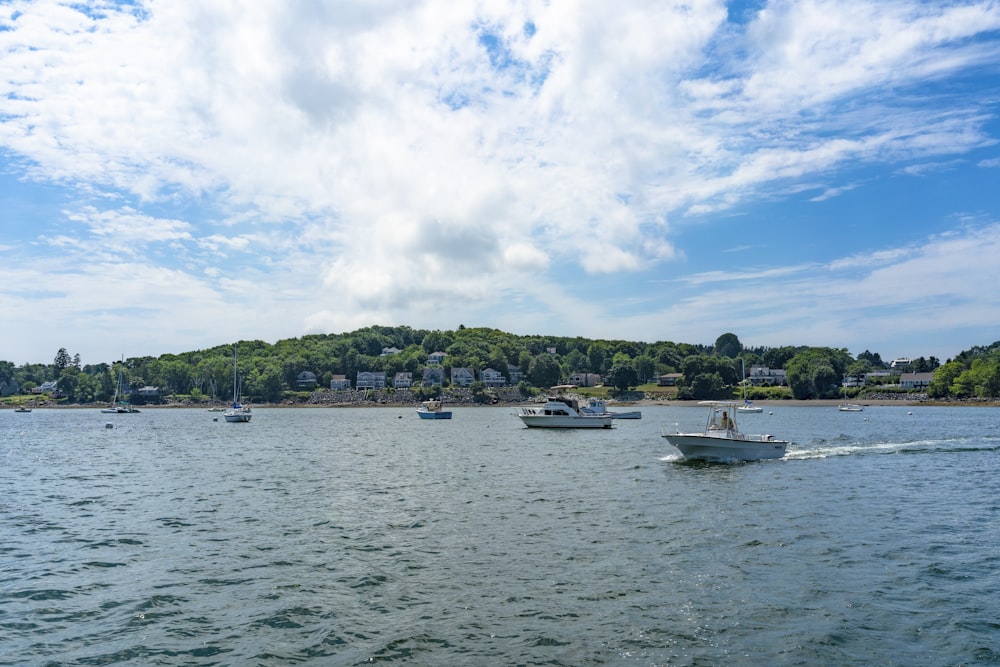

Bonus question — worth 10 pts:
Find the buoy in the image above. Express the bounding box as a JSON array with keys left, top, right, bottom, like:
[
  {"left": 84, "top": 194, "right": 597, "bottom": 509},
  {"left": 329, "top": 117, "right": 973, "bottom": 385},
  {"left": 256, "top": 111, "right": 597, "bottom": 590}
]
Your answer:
[{"left": 105, "top": 422, "right": 114, "bottom": 429}]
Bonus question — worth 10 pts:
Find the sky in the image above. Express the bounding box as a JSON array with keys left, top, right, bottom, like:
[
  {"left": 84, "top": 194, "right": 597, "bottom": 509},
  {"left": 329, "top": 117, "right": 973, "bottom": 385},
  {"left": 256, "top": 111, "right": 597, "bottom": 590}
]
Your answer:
[{"left": 2, "top": 0, "right": 1000, "bottom": 367}]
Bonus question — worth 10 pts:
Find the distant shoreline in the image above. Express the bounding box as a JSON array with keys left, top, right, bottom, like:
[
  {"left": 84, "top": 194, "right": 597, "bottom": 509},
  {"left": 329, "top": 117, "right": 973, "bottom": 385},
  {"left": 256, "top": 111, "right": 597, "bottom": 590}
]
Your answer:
[{"left": 20, "top": 397, "right": 1000, "bottom": 409}]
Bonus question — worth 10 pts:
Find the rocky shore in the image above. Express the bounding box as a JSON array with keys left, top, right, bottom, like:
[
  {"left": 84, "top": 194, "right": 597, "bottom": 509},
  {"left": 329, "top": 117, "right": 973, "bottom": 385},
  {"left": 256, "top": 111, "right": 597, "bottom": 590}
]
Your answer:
[{"left": 17, "top": 390, "right": 1000, "bottom": 409}]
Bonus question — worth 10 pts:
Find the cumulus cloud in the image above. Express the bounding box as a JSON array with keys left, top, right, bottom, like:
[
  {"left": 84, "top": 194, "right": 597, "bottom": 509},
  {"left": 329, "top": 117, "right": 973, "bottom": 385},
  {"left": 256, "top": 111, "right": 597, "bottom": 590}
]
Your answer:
[{"left": 1, "top": 0, "right": 999, "bottom": 362}]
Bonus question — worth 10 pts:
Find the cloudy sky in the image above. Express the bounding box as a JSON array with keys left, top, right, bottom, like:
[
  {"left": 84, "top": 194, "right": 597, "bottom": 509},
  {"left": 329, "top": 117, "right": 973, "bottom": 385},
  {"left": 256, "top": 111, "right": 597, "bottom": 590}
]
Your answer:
[{"left": 2, "top": 0, "right": 1000, "bottom": 366}]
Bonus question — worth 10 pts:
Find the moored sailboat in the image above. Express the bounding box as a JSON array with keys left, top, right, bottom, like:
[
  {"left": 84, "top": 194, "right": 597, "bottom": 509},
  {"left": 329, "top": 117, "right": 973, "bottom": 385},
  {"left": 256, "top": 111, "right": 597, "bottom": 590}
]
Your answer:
[
  {"left": 736, "top": 359, "right": 763, "bottom": 413},
  {"left": 224, "top": 345, "right": 252, "bottom": 423}
]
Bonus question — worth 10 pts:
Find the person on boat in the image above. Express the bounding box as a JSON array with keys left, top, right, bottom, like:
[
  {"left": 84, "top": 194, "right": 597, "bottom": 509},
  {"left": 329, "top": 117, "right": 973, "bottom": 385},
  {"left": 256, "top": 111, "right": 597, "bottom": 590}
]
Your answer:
[{"left": 721, "top": 411, "right": 734, "bottom": 430}]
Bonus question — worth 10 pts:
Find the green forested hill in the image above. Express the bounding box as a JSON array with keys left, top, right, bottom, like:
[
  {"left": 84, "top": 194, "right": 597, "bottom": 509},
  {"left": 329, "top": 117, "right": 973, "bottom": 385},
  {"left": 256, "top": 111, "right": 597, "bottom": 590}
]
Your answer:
[{"left": 2, "top": 327, "right": 998, "bottom": 404}]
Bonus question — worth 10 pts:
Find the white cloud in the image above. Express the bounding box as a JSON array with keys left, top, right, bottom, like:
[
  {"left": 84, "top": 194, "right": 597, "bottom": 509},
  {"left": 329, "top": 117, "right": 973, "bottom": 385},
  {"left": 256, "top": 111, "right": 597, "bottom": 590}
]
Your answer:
[{"left": 1, "top": 1, "right": 999, "bottom": 363}]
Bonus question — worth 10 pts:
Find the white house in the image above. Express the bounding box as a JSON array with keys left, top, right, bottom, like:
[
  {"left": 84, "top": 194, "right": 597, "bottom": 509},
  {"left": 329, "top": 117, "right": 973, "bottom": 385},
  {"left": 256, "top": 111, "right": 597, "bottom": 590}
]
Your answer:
[
  {"left": 899, "top": 372, "right": 934, "bottom": 389},
  {"left": 748, "top": 366, "right": 786, "bottom": 386},
  {"left": 480, "top": 368, "right": 506, "bottom": 387},
  {"left": 330, "top": 375, "right": 351, "bottom": 390},
  {"left": 393, "top": 372, "right": 413, "bottom": 388},
  {"left": 356, "top": 371, "right": 387, "bottom": 390},
  {"left": 451, "top": 367, "right": 475, "bottom": 387},
  {"left": 422, "top": 367, "right": 444, "bottom": 387}
]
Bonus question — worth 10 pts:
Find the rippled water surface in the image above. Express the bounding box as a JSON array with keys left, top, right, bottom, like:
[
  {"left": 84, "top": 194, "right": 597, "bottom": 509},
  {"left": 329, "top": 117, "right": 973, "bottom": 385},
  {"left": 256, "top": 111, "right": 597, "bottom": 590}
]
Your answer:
[{"left": 2, "top": 405, "right": 999, "bottom": 665}]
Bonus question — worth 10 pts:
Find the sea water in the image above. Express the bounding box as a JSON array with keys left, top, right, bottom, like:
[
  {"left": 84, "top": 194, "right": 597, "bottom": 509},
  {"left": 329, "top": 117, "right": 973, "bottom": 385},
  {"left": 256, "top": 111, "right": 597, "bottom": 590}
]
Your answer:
[{"left": 2, "top": 405, "right": 998, "bottom": 665}]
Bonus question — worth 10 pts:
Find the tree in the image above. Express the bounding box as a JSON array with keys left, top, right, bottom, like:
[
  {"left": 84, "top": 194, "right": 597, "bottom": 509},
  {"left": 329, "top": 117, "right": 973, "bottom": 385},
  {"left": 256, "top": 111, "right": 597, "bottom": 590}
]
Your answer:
[
  {"left": 587, "top": 344, "right": 606, "bottom": 375},
  {"left": 928, "top": 361, "right": 963, "bottom": 398},
  {"left": 683, "top": 371, "right": 727, "bottom": 400},
  {"left": 785, "top": 348, "right": 852, "bottom": 399},
  {"left": 57, "top": 366, "right": 79, "bottom": 401},
  {"left": 714, "top": 333, "right": 742, "bottom": 359},
  {"left": 634, "top": 355, "right": 655, "bottom": 383},
  {"left": 678, "top": 355, "right": 738, "bottom": 399},
  {"left": 606, "top": 363, "right": 638, "bottom": 391},
  {"left": 857, "top": 350, "right": 885, "bottom": 367},
  {"left": 527, "top": 354, "right": 561, "bottom": 388},
  {"left": 54, "top": 348, "right": 72, "bottom": 375}
]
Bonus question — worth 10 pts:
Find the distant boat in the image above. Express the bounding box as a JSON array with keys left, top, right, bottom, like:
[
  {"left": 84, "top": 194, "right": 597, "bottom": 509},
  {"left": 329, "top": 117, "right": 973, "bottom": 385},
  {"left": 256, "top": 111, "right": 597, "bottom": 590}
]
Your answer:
[
  {"left": 661, "top": 400, "right": 788, "bottom": 462},
  {"left": 101, "top": 367, "right": 140, "bottom": 413},
  {"left": 517, "top": 396, "right": 614, "bottom": 429},
  {"left": 223, "top": 345, "right": 252, "bottom": 423},
  {"left": 14, "top": 406, "right": 31, "bottom": 413},
  {"left": 416, "top": 399, "right": 452, "bottom": 419},
  {"left": 737, "top": 359, "right": 763, "bottom": 413},
  {"left": 839, "top": 383, "right": 864, "bottom": 412},
  {"left": 580, "top": 398, "right": 641, "bottom": 419}
]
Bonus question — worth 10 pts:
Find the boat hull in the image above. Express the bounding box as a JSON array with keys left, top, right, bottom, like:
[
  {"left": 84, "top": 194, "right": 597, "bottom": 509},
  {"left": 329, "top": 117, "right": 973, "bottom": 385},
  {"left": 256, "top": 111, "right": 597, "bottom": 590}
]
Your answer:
[
  {"left": 518, "top": 414, "right": 613, "bottom": 428},
  {"left": 224, "top": 410, "right": 252, "bottom": 422},
  {"left": 417, "top": 409, "right": 452, "bottom": 419},
  {"left": 663, "top": 432, "right": 787, "bottom": 462}
]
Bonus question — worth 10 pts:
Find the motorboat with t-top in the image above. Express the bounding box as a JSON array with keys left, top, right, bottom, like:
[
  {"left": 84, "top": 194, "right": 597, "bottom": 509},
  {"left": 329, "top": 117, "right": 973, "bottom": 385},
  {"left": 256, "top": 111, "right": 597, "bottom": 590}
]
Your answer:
[
  {"left": 662, "top": 400, "right": 787, "bottom": 462},
  {"left": 416, "top": 399, "right": 452, "bottom": 419},
  {"left": 517, "top": 396, "right": 614, "bottom": 428}
]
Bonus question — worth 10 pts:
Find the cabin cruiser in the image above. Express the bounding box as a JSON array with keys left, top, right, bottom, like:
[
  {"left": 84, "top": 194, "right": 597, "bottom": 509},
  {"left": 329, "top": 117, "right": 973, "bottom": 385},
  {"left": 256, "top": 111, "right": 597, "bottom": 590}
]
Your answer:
[{"left": 517, "top": 397, "right": 614, "bottom": 428}]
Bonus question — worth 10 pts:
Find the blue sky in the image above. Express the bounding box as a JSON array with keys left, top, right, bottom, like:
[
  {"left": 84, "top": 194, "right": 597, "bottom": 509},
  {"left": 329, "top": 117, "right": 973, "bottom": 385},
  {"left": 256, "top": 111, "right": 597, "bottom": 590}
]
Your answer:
[{"left": 2, "top": 0, "right": 1000, "bottom": 366}]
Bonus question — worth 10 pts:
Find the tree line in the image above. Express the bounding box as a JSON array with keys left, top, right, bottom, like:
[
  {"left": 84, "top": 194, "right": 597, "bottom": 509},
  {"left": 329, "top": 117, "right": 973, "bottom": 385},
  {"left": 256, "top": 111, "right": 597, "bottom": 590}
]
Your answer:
[{"left": 1, "top": 326, "right": 997, "bottom": 404}]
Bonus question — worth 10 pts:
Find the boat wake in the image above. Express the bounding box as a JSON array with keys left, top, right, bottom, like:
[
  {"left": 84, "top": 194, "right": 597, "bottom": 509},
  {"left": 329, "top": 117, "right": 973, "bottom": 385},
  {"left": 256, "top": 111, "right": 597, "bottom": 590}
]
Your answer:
[{"left": 788, "top": 435, "right": 1000, "bottom": 460}]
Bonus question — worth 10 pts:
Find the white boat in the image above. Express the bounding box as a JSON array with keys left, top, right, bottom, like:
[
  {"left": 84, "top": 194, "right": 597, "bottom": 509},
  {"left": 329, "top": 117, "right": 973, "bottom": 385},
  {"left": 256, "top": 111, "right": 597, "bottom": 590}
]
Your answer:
[
  {"left": 416, "top": 399, "right": 452, "bottom": 419},
  {"left": 101, "top": 367, "right": 140, "bottom": 413},
  {"left": 517, "top": 397, "right": 614, "bottom": 428},
  {"left": 737, "top": 359, "right": 763, "bottom": 413},
  {"left": 661, "top": 400, "right": 788, "bottom": 462},
  {"left": 838, "top": 384, "right": 863, "bottom": 411},
  {"left": 580, "top": 398, "right": 642, "bottom": 419},
  {"left": 223, "top": 345, "right": 252, "bottom": 423}
]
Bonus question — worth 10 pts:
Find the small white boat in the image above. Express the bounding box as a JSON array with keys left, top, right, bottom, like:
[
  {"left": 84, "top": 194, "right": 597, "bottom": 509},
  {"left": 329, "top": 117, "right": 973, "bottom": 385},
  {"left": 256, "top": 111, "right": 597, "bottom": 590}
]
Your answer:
[
  {"left": 223, "top": 345, "right": 251, "bottom": 423},
  {"left": 416, "top": 399, "right": 452, "bottom": 419},
  {"left": 580, "top": 398, "right": 641, "bottom": 419},
  {"left": 517, "top": 397, "right": 614, "bottom": 428},
  {"left": 838, "top": 382, "right": 863, "bottom": 411},
  {"left": 101, "top": 366, "right": 140, "bottom": 413},
  {"left": 661, "top": 400, "right": 787, "bottom": 462},
  {"left": 224, "top": 403, "right": 252, "bottom": 422},
  {"left": 737, "top": 359, "right": 762, "bottom": 412}
]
